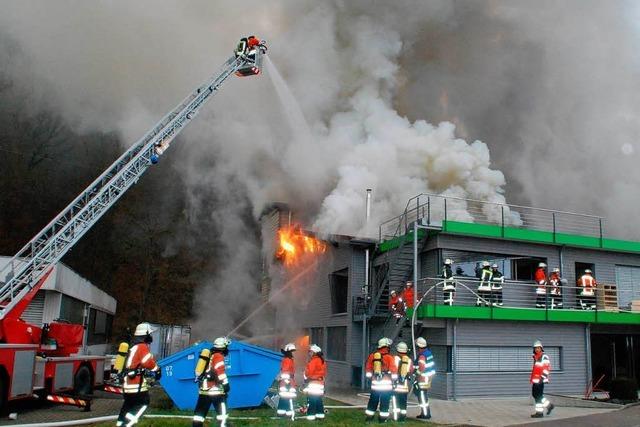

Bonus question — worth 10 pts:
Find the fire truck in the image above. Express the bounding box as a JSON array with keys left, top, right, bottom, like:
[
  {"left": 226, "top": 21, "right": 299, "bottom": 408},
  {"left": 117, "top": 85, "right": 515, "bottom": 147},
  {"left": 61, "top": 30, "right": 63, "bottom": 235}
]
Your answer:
[{"left": 0, "top": 37, "right": 267, "bottom": 410}]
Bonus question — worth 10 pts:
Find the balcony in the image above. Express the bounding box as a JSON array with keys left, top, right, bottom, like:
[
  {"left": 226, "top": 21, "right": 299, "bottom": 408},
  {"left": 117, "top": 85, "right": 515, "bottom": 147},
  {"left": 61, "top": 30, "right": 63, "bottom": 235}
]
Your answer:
[{"left": 406, "top": 278, "right": 640, "bottom": 325}]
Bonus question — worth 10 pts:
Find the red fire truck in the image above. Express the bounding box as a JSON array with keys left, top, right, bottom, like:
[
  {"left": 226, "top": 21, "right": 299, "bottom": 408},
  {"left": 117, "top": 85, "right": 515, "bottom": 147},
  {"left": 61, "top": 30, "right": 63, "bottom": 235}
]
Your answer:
[{"left": 0, "top": 37, "right": 266, "bottom": 410}]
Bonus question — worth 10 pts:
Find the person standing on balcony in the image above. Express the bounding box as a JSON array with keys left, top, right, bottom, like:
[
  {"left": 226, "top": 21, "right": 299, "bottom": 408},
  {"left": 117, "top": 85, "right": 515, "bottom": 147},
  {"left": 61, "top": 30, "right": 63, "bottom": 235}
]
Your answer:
[
  {"left": 534, "top": 262, "right": 548, "bottom": 308},
  {"left": 548, "top": 268, "right": 564, "bottom": 309},
  {"left": 476, "top": 261, "right": 493, "bottom": 306},
  {"left": 414, "top": 337, "right": 435, "bottom": 419},
  {"left": 530, "top": 340, "right": 554, "bottom": 418},
  {"left": 365, "top": 338, "right": 398, "bottom": 423},
  {"left": 389, "top": 290, "right": 406, "bottom": 324},
  {"left": 403, "top": 281, "right": 415, "bottom": 310},
  {"left": 442, "top": 258, "right": 456, "bottom": 305},
  {"left": 491, "top": 263, "right": 504, "bottom": 306},
  {"left": 577, "top": 269, "right": 597, "bottom": 310}
]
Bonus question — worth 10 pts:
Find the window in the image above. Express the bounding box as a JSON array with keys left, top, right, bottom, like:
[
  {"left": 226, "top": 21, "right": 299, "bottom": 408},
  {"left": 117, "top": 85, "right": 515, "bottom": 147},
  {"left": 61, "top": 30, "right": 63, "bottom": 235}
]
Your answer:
[
  {"left": 87, "top": 308, "right": 114, "bottom": 345},
  {"left": 430, "top": 345, "right": 453, "bottom": 372},
  {"left": 310, "top": 327, "right": 324, "bottom": 349},
  {"left": 512, "top": 258, "right": 547, "bottom": 281},
  {"left": 456, "top": 346, "right": 561, "bottom": 372},
  {"left": 442, "top": 250, "right": 513, "bottom": 279},
  {"left": 615, "top": 266, "right": 640, "bottom": 308},
  {"left": 329, "top": 269, "right": 349, "bottom": 314},
  {"left": 59, "top": 295, "right": 86, "bottom": 324},
  {"left": 326, "top": 326, "right": 347, "bottom": 361}
]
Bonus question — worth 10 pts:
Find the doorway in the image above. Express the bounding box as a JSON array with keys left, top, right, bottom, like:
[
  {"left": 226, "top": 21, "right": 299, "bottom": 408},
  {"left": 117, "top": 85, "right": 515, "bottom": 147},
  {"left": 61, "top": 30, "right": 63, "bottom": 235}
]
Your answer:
[{"left": 591, "top": 333, "right": 639, "bottom": 389}]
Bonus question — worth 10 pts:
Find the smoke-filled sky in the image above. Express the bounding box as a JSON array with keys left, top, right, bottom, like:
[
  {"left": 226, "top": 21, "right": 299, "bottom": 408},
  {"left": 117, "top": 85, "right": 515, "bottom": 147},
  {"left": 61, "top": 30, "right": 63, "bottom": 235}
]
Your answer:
[{"left": 2, "top": 0, "right": 640, "bottom": 334}]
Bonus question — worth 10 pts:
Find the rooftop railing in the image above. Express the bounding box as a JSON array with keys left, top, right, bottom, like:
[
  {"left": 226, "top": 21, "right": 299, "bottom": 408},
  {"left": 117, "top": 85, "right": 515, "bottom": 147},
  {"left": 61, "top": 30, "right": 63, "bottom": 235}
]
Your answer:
[{"left": 379, "top": 193, "right": 604, "bottom": 243}]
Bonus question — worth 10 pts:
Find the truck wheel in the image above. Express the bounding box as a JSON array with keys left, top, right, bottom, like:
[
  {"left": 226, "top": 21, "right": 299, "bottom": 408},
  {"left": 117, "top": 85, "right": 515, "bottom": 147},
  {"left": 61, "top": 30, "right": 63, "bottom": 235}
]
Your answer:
[{"left": 73, "top": 365, "right": 93, "bottom": 397}]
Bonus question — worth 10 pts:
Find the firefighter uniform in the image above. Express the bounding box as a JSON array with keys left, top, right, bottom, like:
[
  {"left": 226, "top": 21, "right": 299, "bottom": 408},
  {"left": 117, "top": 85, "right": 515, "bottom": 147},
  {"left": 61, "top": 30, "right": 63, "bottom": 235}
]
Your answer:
[
  {"left": 303, "top": 344, "right": 326, "bottom": 421},
  {"left": 530, "top": 340, "right": 554, "bottom": 418},
  {"left": 389, "top": 290, "right": 406, "bottom": 324},
  {"left": 477, "top": 262, "right": 493, "bottom": 306},
  {"left": 491, "top": 264, "right": 504, "bottom": 307},
  {"left": 392, "top": 342, "right": 413, "bottom": 421},
  {"left": 442, "top": 259, "right": 455, "bottom": 305},
  {"left": 365, "top": 338, "right": 398, "bottom": 422},
  {"left": 548, "top": 268, "right": 564, "bottom": 309},
  {"left": 192, "top": 337, "right": 231, "bottom": 427},
  {"left": 577, "top": 270, "right": 597, "bottom": 310},
  {"left": 117, "top": 323, "right": 160, "bottom": 427},
  {"left": 534, "top": 263, "right": 548, "bottom": 308},
  {"left": 403, "top": 282, "right": 415, "bottom": 309},
  {"left": 414, "top": 337, "right": 435, "bottom": 419},
  {"left": 277, "top": 343, "right": 297, "bottom": 418}
]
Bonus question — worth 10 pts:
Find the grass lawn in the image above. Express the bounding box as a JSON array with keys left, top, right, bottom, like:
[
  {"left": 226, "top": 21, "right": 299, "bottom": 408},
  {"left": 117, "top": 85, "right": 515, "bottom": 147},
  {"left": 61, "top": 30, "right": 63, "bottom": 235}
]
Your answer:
[{"left": 89, "top": 392, "right": 436, "bottom": 426}]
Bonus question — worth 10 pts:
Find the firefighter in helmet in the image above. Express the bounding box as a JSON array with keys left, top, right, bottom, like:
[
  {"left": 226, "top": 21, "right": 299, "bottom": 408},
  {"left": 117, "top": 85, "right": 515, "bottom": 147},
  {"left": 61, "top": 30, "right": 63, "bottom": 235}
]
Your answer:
[
  {"left": 277, "top": 343, "right": 297, "bottom": 418},
  {"left": 414, "top": 337, "right": 435, "bottom": 419},
  {"left": 577, "top": 269, "right": 597, "bottom": 310},
  {"left": 392, "top": 342, "right": 413, "bottom": 421},
  {"left": 477, "top": 261, "right": 493, "bottom": 306},
  {"left": 548, "top": 268, "right": 564, "bottom": 309},
  {"left": 192, "top": 337, "right": 231, "bottom": 427},
  {"left": 491, "top": 263, "right": 504, "bottom": 306},
  {"left": 530, "top": 340, "right": 554, "bottom": 418},
  {"left": 534, "top": 262, "right": 548, "bottom": 308},
  {"left": 303, "top": 344, "right": 327, "bottom": 421},
  {"left": 403, "top": 281, "right": 415, "bottom": 310},
  {"left": 442, "top": 258, "right": 455, "bottom": 305},
  {"left": 116, "top": 322, "right": 160, "bottom": 427},
  {"left": 389, "top": 289, "right": 406, "bottom": 324},
  {"left": 365, "top": 337, "right": 397, "bottom": 422}
]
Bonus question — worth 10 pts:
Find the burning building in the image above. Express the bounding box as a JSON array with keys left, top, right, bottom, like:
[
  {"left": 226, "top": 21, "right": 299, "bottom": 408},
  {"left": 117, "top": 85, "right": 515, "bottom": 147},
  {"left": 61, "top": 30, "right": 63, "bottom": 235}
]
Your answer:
[{"left": 260, "top": 195, "right": 640, "bottom": 398}]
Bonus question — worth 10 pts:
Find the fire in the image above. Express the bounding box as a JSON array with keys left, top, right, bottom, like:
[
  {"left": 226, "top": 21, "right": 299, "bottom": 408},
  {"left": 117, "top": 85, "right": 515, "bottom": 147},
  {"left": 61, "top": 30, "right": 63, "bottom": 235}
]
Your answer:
[{"left": 276, "top": 225, "right": 326, "bottom": 266}]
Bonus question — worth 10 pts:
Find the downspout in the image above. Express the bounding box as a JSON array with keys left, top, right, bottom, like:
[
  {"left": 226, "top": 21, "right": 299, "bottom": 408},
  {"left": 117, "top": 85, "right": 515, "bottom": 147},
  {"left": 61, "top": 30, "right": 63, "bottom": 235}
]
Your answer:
[
  {"left": 361, "top": 189, "right": 372, "bottom": 390},
  {"left": 585, "top": 324, "right": 592, "bottom": 389},
  {"left": 452, "top": 318, "right": 458, "bottom": 401}
]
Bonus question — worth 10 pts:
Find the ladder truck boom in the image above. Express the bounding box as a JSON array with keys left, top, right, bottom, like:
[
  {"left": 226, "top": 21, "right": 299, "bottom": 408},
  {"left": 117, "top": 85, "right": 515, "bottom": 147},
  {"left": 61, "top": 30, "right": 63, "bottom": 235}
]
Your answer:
[{"left": 0, "top": 43, "right": 266, "bottom": 321}]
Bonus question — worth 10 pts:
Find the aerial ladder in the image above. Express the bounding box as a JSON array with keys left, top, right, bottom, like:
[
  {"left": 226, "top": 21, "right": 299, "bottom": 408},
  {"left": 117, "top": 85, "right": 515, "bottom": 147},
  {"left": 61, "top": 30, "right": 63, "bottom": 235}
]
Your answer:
[{"left": 0, "top": 37, "right": 266, "bottom": 409}]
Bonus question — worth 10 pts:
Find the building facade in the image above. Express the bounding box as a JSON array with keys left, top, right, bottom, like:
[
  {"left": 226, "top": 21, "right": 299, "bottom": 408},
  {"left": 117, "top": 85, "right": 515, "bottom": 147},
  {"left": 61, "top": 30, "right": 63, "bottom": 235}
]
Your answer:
[{"left": 262, "top": 195, "right": 640, "bottom": 397}]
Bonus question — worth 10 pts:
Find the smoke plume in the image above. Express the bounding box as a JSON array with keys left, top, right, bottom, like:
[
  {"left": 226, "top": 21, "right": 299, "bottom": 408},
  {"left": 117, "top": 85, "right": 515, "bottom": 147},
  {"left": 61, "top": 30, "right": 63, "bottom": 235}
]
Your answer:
[{"left": 2, "top": 1, "right": 639, "bottom": 338}]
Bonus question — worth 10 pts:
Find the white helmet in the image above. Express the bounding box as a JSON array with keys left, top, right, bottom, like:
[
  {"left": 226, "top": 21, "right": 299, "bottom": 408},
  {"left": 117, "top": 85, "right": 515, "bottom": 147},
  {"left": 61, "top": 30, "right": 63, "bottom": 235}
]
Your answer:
[
  {"left": 492, "top": 263, "right": 498, "bottom": 268},
  {"left": 134, "top": 322, "right": 155, "bottom": 337},
  {"left": 444, "top": 258, "right": 452, "bottom": 265},
  {"left": 213, "top": 337, "right": 230, "bottom": 349},
  {"left": 309, "top": 344, "right": 322, "bottom": 354},
  {"left": 390, "top": 289, "right": 397, "bottom": 295},
  {"left": 378, "top": 337, "right": 392, "bottom": 348},
  {"left": 538, "top": 262, "right": 547, "bottom": 268},
  {"left": 396, "top": 342, "right": 408, "bottom": 353},
  {"left": 406, "top": 281, "right": 413, "bottom": 287},
  {"left": 283, "top": 343, "right": 296, "bottom": 352},
  {"left": 584, "top": 269, "right": 592, "bottom": 274},
  {"left": 415, "top": 337, "right": 427, "bottom": 348},
  {"left": 533, "top": 340, "right": 543, "bottom": 349},
  {"left": 482, "top": 261, "right": 490, "bottom": 267},
  {"left": 552, "top": 268, "right": 560, "bottom": 273}
]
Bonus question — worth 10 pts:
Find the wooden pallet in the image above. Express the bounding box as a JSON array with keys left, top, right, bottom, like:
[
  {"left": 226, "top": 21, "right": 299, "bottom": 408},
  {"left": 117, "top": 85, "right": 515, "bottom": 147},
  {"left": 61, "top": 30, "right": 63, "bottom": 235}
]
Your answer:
[{"left": 596, "top": 283, "right": 618, "bottom": 311}]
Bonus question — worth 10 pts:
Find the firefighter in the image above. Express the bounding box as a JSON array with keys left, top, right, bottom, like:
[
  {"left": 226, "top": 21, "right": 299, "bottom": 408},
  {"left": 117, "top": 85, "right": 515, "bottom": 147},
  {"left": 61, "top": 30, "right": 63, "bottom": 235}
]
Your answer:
[
  {"left": 277, "top": 343, "right": 297, "bottom": 418},
  {"left": 442, "top": 258, "right": 455, "bottom": 306},
  {"left": 365, "top": 337, "right": 398, "bottom": 423},
  {"left": 414, "top": 337, "right": 435, "bottom": 420},
  {"left": 534, "top": 262, "right": 548, "bottom": 308},
  {"left": 548, "top": 268, "right": 564, "bottom": 309},
  {"left": 234, "top": 37, "right": 248, "bottom": 58},
  {"left": 192, "top": 337, "right": 231, "bottom": 427},
  {"left": 303, "top": 344, "right": 326, "bottom": 421},
  {"left": 403, "top": 281, "right": 415, "bottom": 310},
  {"left": 392, "top": 342, "right": 413, "bottom": 421},
  {"left": 491, "top": 263, "right": 504, "bottom": 307},
  {"left": 389, "top": 290, "right": 406, "bottom": 324},
  {"left": 577, "top": 269, "right": 597, "bottom": 310},
  {"left": 116, "top": 322, "right": 160, "bottom": 427},
  {"left": 476, "top": 261, "right": 492, "bottom": 306},
  {"left": 530, "top": 340, "right": 554, "bottom": 418}
]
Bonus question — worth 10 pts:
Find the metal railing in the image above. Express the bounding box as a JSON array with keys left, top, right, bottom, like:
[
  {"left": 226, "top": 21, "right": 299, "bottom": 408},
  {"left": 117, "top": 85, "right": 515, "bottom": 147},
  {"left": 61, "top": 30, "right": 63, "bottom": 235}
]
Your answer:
[{"left": 379, "top": 193, "right": 604, "bottom": 243}]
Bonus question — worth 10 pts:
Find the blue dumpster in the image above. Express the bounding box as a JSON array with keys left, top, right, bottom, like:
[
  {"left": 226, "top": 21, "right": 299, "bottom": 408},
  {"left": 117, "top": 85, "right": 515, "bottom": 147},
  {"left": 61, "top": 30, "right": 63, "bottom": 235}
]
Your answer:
[{"left": 157, "top": 340, "right": 282, "bottom": 409}]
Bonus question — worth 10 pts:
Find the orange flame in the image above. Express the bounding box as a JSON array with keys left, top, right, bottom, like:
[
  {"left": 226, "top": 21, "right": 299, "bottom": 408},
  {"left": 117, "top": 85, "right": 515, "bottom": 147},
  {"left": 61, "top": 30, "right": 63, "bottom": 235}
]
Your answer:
[{"left": 276, "top": 225, "right": 326, "bottom": 266}]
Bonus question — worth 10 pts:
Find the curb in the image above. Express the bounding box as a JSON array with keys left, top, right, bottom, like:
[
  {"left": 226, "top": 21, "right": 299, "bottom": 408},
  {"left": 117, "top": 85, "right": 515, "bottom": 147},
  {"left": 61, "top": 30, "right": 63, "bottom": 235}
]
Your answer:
[{"left": 546, "top": 393, "right": 624, "bottom": 409}]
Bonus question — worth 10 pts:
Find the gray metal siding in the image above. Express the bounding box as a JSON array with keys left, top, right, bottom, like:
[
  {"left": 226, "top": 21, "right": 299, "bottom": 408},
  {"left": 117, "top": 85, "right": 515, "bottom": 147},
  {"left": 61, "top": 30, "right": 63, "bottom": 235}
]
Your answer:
[
  {"left": 20, "top": 291, "right": 45, "bottom": 325},
  {"left": 453, "top": 320, "right": 587, "bottom": 397}
]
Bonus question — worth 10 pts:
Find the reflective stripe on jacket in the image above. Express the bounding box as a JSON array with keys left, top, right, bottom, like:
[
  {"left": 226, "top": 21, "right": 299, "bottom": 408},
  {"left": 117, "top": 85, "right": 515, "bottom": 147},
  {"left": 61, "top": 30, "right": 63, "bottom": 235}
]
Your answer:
[
  {"left": 303, "top": 355, "right": 326, "bottom": 396},
  {"left": 279, "top": 356, "right": 296, "bottom": 398},
  {"left": 530, "top": 353, "right": 551, "bottom": 384},
  {"left": 415, "top": 349, "right": 435, "bottom": 389},
  {"left": 365, "top": 348, "right": 398, "bottom": 391},
  {"left": 578, "top": 275, "right": 596, "bottom": 296},
  {"left": 199, "top": 352, "right": 228, "bottom": 396},
  {"left": 123, "top": 343, "right": 158, "bottom": 393}
]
